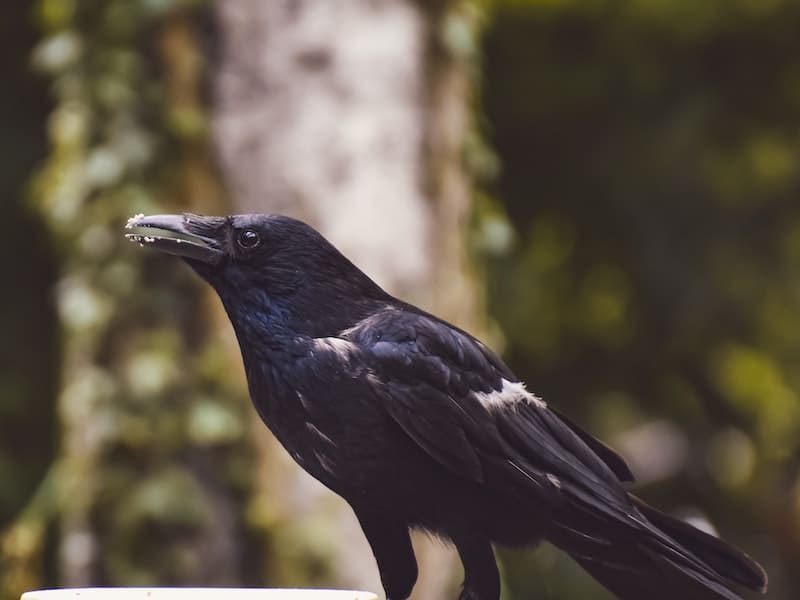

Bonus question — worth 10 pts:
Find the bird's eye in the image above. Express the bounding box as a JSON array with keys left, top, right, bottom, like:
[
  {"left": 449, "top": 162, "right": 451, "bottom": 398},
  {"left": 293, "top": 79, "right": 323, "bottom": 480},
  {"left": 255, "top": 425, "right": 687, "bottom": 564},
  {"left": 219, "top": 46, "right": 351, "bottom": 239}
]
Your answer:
[{"left": 237, "top": 229, "right": 260, "bottom": 249}]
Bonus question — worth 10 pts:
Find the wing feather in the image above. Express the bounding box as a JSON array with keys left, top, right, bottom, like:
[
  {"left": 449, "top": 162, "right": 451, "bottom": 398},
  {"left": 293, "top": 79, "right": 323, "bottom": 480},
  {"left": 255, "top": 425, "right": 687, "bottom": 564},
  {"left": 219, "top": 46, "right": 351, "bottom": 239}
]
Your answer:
[{"left": 344, "top": 307, "right": 634, "bottom": 515}]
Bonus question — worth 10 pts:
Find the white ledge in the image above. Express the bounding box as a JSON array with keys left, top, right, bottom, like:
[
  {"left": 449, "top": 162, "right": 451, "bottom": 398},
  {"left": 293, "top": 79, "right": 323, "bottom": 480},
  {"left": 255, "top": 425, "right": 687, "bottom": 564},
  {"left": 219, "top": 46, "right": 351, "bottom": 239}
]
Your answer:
[{"left": 22, "top": 589, "right": 377, "bottom": 600}]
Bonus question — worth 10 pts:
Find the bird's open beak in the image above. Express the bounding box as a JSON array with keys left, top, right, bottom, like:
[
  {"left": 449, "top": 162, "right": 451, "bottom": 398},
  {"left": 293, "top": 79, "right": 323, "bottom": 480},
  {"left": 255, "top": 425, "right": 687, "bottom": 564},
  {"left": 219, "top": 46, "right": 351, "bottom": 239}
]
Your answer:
[{"left": 125, "top": 213, "right": 225, "bottom": 265}]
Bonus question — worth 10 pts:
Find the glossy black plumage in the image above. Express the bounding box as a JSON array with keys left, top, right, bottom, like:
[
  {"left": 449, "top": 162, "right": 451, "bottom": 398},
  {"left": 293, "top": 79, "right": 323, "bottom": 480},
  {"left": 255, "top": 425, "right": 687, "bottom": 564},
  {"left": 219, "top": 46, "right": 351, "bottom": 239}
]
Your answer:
[{"left": 127, "top": 213, "right": 767, "bottom": 600}]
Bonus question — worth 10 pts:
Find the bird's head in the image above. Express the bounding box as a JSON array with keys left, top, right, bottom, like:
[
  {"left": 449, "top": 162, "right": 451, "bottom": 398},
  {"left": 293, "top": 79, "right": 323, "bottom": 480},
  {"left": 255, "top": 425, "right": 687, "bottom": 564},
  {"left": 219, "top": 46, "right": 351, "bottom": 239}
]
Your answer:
[{"left": 126, "top": 213, "right": 387, "bottom": 336}]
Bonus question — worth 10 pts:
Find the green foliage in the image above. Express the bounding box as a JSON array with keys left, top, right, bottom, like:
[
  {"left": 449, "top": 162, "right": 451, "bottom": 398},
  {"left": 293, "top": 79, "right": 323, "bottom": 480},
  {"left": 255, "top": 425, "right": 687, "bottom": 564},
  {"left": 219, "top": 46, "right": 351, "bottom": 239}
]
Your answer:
[
  {"left": 0, "top": 0, "right": 263, "bottom": 596},
  {"left": 484, "top": 1, "right": 800, "bottom": 597}
]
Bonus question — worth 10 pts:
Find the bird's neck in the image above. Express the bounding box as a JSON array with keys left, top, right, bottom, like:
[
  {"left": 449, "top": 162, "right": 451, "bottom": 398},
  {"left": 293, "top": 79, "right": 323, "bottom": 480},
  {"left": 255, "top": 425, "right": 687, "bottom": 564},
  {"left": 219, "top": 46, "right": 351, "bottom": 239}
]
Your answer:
[
  {"left": 214, "top": 290, "right": 307, "bottom": 427},
  {"left": 217, "top": 289, "right": 300, "bottom": 352}
]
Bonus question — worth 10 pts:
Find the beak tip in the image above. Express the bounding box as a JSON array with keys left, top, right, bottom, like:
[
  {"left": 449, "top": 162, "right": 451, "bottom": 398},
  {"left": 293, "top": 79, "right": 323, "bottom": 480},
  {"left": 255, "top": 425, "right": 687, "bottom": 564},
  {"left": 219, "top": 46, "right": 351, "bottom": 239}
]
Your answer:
[{"left": 125, "top": 213, "right": 146, "bottom": 230}]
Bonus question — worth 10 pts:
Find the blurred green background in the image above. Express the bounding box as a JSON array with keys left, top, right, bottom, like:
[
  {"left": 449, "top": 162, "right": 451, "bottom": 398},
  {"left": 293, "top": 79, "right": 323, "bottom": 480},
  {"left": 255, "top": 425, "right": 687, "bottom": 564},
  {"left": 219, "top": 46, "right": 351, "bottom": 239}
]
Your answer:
[{"left": 1, "top": 0, "right": 798, "bottom": 598}]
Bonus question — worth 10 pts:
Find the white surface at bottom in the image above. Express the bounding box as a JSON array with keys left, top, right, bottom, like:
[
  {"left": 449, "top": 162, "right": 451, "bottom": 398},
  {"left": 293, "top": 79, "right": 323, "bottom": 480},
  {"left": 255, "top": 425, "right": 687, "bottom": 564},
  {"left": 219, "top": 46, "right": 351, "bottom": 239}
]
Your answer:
[{"left": 21, "top": 589, "right": 378, "bottom": 600}]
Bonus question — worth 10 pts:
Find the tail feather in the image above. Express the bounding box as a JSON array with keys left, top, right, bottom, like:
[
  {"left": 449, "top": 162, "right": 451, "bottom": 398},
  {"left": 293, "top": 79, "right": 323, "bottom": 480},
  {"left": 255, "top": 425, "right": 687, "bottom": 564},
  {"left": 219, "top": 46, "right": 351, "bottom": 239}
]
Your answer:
[
  {"left": 632, "top": 497, "right": 767, "bottom": 593},
  {"left": 573, "top": 545, "right": 742, "bottom": 600},
  {"left": 548, "top": 495, "right": 767, "bottom": 600}
]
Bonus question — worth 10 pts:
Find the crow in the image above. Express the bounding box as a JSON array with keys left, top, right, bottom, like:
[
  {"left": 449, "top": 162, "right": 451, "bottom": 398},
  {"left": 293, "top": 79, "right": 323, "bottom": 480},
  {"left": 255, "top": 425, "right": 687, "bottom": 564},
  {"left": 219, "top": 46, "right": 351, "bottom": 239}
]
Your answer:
[{"left": 126, "top": 212, "right": 766, "bottom": 600}]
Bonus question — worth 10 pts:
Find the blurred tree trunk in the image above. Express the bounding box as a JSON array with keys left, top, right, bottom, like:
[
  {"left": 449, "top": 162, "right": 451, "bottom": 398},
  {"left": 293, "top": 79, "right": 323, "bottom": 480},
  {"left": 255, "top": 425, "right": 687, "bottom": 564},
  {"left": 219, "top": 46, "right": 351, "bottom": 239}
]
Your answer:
[{"left": 211, "top": 0, "right": 483, "bottom": 597}]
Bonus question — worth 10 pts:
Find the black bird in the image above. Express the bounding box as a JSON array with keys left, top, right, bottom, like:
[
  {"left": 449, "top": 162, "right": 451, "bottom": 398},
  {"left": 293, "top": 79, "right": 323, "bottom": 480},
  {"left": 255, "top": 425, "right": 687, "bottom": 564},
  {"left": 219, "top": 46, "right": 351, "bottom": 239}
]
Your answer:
[{"left": 126, "top": 213, "right": 767, "bottom": 600}]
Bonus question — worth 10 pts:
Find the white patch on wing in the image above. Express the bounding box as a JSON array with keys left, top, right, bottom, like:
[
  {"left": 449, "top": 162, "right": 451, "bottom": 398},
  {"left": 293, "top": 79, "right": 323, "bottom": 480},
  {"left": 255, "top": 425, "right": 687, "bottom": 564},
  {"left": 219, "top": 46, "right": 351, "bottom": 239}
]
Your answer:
[
  {"left": 474, "top": 379, "right": 547, "bottom": 410},
  {"left": 341, "top": 308, "right": 395, "bottom": 338},
  {"left": 546, "top": 473, "right": 562, "bottom": 489},
  {"left": 312, "top": 337, "right": 357, "bottom": 358}
]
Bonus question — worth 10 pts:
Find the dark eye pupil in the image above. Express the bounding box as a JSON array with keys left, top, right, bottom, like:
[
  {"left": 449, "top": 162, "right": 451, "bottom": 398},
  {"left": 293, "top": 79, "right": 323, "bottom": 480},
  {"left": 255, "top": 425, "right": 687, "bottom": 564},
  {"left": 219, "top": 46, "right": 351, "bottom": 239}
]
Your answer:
[{"left": 238, "top": 229, "right": 260, "bottom": 248}]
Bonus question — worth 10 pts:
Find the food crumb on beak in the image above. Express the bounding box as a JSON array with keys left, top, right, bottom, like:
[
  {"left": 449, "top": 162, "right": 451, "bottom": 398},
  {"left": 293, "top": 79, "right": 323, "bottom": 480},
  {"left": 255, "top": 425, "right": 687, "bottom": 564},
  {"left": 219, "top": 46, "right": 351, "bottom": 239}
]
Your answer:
[
  {"left": 126, "top": 213, "right": 145, "bottom": 229},
  {"left": 126, "top": 233, "right": 156, "bottom": 245}
]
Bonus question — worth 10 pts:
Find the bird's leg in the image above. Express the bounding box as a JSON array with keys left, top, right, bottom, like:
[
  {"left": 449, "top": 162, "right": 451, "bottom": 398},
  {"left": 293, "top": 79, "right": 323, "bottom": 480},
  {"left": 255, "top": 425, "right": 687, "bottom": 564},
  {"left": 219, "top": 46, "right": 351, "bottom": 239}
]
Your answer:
[
  {"left": 354, "top": 508, "right": 418, "bottom": 600},
  {"left": 454, "top": 537, "right": 500, "bottom": 600}
]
